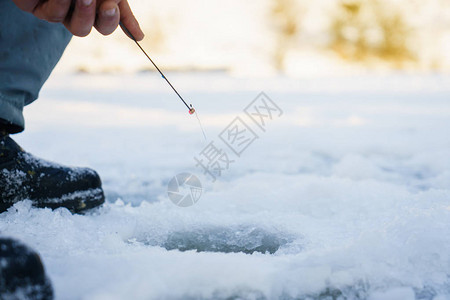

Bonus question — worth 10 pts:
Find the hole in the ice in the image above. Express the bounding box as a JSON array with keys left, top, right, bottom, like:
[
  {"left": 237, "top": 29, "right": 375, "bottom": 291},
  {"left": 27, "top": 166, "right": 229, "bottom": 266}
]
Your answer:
[{"left": 140, "top": 225, "right": 294, "bottom": 254}]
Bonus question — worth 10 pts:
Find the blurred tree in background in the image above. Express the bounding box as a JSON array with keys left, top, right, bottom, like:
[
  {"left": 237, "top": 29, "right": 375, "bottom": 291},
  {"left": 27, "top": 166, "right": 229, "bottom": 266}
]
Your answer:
[
  {"left": 330, "top": 0, "right": 415, "bottom": 66},
  {"left": 270, "top": 0, "right": 301, "bottom": 72},
  {"left": 61, "top": 0, "right": 450, "bottom": 74}
]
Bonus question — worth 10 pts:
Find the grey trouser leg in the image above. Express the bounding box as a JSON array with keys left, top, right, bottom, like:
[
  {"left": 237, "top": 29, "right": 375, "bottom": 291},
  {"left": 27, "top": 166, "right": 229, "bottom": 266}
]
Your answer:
[{"left": 0, "top": 0, "right": 72, "bottom": 133}]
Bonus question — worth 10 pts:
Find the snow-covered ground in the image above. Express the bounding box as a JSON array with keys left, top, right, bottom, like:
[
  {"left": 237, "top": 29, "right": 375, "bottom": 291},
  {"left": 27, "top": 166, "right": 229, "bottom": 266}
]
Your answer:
[{"left": 1, "top": 72, "right": 450, "bottom": 299}]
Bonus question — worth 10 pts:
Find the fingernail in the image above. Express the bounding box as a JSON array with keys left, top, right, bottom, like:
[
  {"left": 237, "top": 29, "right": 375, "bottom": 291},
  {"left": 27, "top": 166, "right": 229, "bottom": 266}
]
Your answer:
[
  {"left": 82, "top": 0, "right": 92, "bottom": 6},
  {"left": 103, "top": 8, "right": 116, "bottom": 17}
]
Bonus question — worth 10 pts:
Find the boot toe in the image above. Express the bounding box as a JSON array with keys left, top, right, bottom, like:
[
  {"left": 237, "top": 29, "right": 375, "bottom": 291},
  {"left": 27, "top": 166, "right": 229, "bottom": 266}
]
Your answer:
[{"left": 1, "top": 136, "right": 105, "bottom": 214}]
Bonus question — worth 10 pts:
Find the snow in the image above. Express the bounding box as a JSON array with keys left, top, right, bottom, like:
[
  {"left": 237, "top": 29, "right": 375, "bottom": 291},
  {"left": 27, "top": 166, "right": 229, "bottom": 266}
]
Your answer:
[{"left": 1, "top": 72, "right": 450, "bottom": 299}]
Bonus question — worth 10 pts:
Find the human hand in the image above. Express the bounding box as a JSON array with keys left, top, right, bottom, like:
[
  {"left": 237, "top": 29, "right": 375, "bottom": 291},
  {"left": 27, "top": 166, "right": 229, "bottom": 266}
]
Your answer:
[{"left": 12, "top": 0, "right": 144, "bottom": 40}]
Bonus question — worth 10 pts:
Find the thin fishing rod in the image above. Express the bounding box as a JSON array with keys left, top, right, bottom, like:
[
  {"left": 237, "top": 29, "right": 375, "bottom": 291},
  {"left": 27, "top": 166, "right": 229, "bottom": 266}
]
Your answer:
[{"left": 120, "top": 22, "right": 192, "bottom": 112}]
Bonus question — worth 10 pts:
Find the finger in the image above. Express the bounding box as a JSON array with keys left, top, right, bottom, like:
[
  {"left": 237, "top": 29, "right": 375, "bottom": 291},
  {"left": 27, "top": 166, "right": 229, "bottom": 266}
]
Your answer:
[
  {"left": 33, "top": 0, "right": 72, "bottom": 22},
  {"left": 12, "top": 0, "right": 40, "bottom": 12},
  {"left": 64, "top": 0, "right": 96, "bottom": 37},
  {"left": 94, "top": 1, "right": 120, "bottom": 36},
  {"left": 118, "top": 0, "right": 144, "bottom": 41},
  {"left": 95, "top": 0, "right": 120, "bottom": 9}
]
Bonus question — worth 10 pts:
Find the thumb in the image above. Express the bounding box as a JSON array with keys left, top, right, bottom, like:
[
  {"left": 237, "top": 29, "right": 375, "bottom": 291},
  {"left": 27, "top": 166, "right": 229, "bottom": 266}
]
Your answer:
[{"left": 118, "top": 0, "right": 144, "bottom": 41}]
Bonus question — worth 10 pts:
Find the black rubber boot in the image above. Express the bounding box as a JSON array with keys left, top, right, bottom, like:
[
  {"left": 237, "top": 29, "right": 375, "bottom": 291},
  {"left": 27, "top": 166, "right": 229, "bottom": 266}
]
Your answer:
[
  {"left": 0, "top": 238, "right": 53, "bottom": 300},
  {"left": 0, "top": 131, "right": 105, "bottom": 213}
]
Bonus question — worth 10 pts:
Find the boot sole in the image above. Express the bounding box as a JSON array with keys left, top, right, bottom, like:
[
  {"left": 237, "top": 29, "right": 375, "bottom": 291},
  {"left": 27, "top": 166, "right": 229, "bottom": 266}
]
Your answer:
[{"left": 35, "top": 188, "right": 105, "bottom": 214}]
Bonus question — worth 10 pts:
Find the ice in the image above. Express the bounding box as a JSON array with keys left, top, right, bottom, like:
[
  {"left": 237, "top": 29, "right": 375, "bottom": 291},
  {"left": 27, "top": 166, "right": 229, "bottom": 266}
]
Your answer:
[
  {"left": 1, "top": 73, "right": 450, "bottom": 299},
  {"left": 369, "top": 287, "right": 415, "bottom": 300}
]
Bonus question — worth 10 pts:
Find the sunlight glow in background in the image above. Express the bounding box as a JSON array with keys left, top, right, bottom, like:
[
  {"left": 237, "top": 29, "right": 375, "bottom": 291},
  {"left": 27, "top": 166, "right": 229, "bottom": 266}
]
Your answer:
[{"left": 55, "top": 0, "right": 450, "bottom": 77}]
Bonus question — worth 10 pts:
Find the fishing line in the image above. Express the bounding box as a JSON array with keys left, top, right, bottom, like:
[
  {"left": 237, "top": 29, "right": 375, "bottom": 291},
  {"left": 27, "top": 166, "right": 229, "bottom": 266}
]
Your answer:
[{"left": 193, "top": 106, "right": 207, "bottom": 140}]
